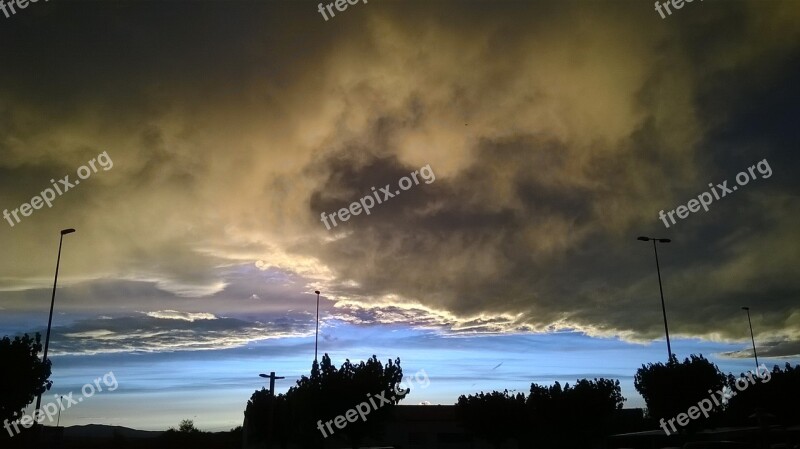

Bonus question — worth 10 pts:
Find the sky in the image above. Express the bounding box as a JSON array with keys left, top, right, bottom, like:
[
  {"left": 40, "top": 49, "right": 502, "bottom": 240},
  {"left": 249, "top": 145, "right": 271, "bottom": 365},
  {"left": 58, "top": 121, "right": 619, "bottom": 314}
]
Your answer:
[{"left": 0, "top": 0, "right": 798, "bottom": 432}]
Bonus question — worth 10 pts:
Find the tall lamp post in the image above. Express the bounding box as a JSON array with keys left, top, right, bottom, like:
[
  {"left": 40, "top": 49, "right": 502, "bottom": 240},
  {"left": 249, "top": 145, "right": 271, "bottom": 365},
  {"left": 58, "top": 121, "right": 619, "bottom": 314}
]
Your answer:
[
  {"left": 637, "top": 236, "right": 673, "bottom": 361},
  {"left": 742, "top": 307, "right": 759, "bottom": 370},
  {"left": 35, "top": 228, "right": 76, "bottom": 420},
  {"left": 314, "top": 290, "right": 320, "bottom": 363}
]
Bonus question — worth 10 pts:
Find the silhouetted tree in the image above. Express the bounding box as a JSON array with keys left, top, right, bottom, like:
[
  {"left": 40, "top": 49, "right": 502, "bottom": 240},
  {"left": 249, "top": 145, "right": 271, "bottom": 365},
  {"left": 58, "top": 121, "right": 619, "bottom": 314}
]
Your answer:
[
  {"left": 634, "top": 354, "right": 726, "bottom": 432},
  {"left": 0, "top": 333, "right": 52, "bottom": 426},
  {"left": 245, "top": 353, "right": 407, "bottom": 449},
  {"left": 244, "top": 389, "right": 290, "bottom": 448},
  {"left": 526, "top": 378, "right": 625, "bottom": 447},
  {"left": 455, "top": 378, "right": 625, "bottom": 448},
  {"left": 161, "top": 419, "right": 206, "bottom": 447},
  {"left": 178, "top": 419, "right": 200, "bottom": 433},
  {"left": 724, "top": 362, "right": 800, "bottom": 427},
  {"left": 456, "top": 389, "right": 527, "bottom": 449}
]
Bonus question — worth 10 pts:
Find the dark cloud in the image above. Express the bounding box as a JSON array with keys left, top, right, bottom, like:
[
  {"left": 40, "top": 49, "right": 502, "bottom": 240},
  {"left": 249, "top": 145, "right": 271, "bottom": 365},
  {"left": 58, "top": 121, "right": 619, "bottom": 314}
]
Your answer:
[{"left": 0, "top": 0, "right": 797, "bottom": 357}]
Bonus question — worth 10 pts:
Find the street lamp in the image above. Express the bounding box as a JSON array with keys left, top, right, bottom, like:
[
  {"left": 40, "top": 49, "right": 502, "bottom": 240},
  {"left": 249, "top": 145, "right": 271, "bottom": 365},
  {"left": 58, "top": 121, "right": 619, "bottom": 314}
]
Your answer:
[
  {"left": 742, "top": 307, "right": 759, "bottom": 370},
  {"left": 314, "top": 290, "right": 320, "bottom": 363},
  {"left": 35, "top": 228, "right": 76, "bottom": 420},
  {"left": 637, "top": 236, "right": 673, "bottom": 361}
]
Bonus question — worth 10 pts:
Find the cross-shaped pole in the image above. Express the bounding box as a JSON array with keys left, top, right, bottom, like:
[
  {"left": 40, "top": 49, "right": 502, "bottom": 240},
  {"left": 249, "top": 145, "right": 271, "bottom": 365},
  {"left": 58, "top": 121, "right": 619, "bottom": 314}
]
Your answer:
[
  {"left": 259, "top": 371, "right": 285, "bottom": 396},
  {"left": 258, "top": 371, "right": 285, "bottom": 449}
]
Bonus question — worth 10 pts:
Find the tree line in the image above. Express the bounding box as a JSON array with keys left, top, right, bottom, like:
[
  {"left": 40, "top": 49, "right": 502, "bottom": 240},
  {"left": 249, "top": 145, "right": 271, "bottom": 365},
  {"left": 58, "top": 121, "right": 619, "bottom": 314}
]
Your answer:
[{"left": 2, "top": 332, "right": 799, "bottom": 449}]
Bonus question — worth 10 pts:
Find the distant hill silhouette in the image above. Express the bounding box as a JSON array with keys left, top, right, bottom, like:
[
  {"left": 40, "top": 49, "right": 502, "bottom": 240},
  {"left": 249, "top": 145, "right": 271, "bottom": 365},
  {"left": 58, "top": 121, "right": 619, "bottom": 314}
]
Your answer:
[{"left": 63, "top": 424, "right": 163, "bottom": 439}]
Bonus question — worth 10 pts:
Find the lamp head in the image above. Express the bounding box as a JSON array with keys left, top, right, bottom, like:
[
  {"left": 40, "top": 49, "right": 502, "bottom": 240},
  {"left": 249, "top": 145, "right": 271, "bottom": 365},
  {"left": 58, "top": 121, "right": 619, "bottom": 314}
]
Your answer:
[
  {"left": 315, "top": 290, "right": 320, "bottom": 295},
  {"left": 742, "top": 306, "right": 750, "bottom": 311},
  {"left": 637, "top": 236, "right": 650, "bottom": 241},
  {"left": 658, "top": 238, "right": 671, "bottom": 243},
  {"left": 61, "top": 228, "right": 76, "bottom": 235},
  {"left": 259, "top": 373, "right": 268, "bottom": 378}
]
